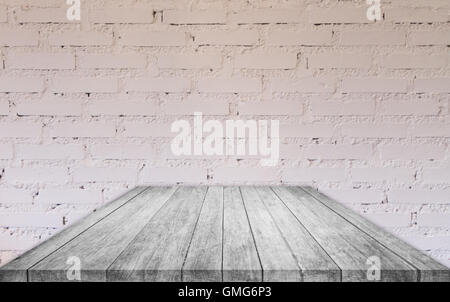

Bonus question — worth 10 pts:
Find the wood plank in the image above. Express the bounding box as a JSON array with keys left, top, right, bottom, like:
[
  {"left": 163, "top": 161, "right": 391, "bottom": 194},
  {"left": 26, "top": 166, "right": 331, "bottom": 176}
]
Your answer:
[
  {"left": 273, "top": 186, "right": 418, "bottom": 282},
  {"left": 240, "top": 187, "right": 301, "bottom": 282},
  {"left": 0, "top": 186, "right": 147, "bottom": 282},
  {"left": 255, "top": 187, "right": 341, "bottom": 282},
  {"left": 301, "top": 186, "right": 450, "bottom": 282},
  {"left": 107, "top": 187, "right": 207, "bottom": 282},
  {"left": 223, "top": 186, "right": 262, "bottom": 282},
  {"left": 28, "top": 186, "right": 177, "bottom": 282},
  {"left": 182, "top": 186, "right": 223, "bottom": 282}
]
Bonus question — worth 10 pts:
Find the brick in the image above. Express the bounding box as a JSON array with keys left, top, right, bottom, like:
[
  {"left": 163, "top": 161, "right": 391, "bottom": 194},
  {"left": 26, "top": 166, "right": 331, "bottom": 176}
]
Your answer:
[
  {"left": 341, "top": 78, "right": 409, "bottom": 93},
  {"left": 73, "top": 167, "right": 137, "bottom": 183},
  {"left": 0, "top": 77, "right": 44, "bottom": 93},
  {"left": 16, "top": 100, "right": 83, "bottom": 116},
  {"left": 271, "top": 77, "right": 335, "bottom": 93},
  {"left": 124, "top": 78, "right": 191, "bottom": 93},
  {"left": 379, "top": 100, "right": 440, "bottom": 116},
  {"left": 310, "top": 100, "right": 375, "bottom": 116},
  {"left": 0, "top": 101, "right": 9, "bottom": 115},
  {"left": 365, "top": 213, "right": 411, "bottom": 227},
  {"left": 282, "top": 168, "right": 346, "bottom": 182},
  {"left": 0, "top": 6, "right": 7, "bottom": 22},
  {"left": 341, "top": 124, "right": 407, "bottom": 138},
  {"left": 422, "top": 169, "right": 450, "bottom": 184},
  {"left": 36, "top": 189, "right": 102, "bottom": 204},
  {"left": 88, "top": 100, "right": 158, "bottom": 116},
  {"left": 388, "top": 189, "right": 450, "bottom": 204},
  {"left": 414, "top": 78, "right": 450, "bottom": 93},
  {"left": 197, "top": 78, "right": 261, "bottom": 93},
  {"left": 281, "top": 124, "right": 335, "bottom": 138},
  {"left": 6, "top": 53, "right": 74, "bottom": 70},
  {"left": 123, "top": 122, "right": 174, "bottom": 138},
  {"left": 410, "top": 31, "right": 450, "bottom": 45},
  {"left": 267, "top": 29, "right": 332, "bottom": 46},
  {"left": 418, "top": 214, "right": 450, "bottom": 227},
  {"left": 0, "top": 144, "right": 13, "bottom": 159},
  {"left": 351, "top": 168, "right": 415, "bottom": 182},
  {"left": 50, "top": 77, "right": 118, "bottom": 93},
  {"left": 319, "top": 188, "right": 384, "bottom": 204},
  {"left": 16, "top": 8, "right": 74, "bottom": 23},
  {"left": 213, "top": 167, "right": 279, "bottom": 183},
  {"left": 0, "top": 122, "right": 41, "bottom": 138},
  {"left": 140, "top": 167, "right": 207, "bottom": 183},
  {"left": 4, "top": 168, "right": 69, "bottom": 184},
  {"left": 340, "top": 31, "right": 406, "bottom": 45},
  {"left": 49, "top": 122, "right": 116, "bottom": 138},
  {"left": 238, "top": 101, "right": 303, "bottom": 116},
  {"left": 117, "top": 31, "right": 186, "bottom": 46},
  {"left": 382, "top": 54, "right": 447, "bottom": 69},
  {"left": 0, "top": 29, "right": 39, "bottom": 46},
  {"left": 307, "top": 6, "right": 369, "bottom": 24},
  {"left": 164, "top": 10, "right": 226, "bottom": 24},
  {"left": 0, "top": 234, "right": 39, "bottom": 251},
  {"left": 385, "top": 7, "right": 448, "bottom": 23},
  {"left": 49, "top": 31, "right": 113, "bottom": 46},
  {"left": 195, "top": 30, "right": 258, "bottom": 46},
  {"left": 77, "top": 53, "right": 147, "bottom": 69},
  {"left": 157, "top": 53, "right": 222, "bottom": 69},
  {"left": 16, "top": 144, "right": 84, "bottom": 160},
  {"left": 304, "top": 144, "right": 373, "bottom": 160},
  {"left": 0, "top": 189, "right": 32, "bottom": 203},
  {"left": 411, "top": 123, "right": 450, "bottom": 137},
  {"left": 230, "top": 9, "right": 304, "bottom": 24},
  {"left": 308, "top": 53, "right": 372, "bottom": 69},
  {"left": 90, "top": 8, "right": 154, "bottom": 23},
  {"left": 0, "top": 213, "right": 63, "bottom": 228},
  {"left": 379, "top": 144, "right": 446, "bottom": 160},
  {"left": 235, "top": 51, "right": 296, "bottom": 69},
  {"left": 161, "top": 100, "right": 228, "bottom": 116},
  {"left": 90, "top": 144, "right": 155, "bottom": 160}
]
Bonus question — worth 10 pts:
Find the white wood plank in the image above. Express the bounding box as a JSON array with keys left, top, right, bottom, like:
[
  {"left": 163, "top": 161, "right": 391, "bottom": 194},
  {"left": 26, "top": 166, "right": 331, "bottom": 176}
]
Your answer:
[
  {"left": 273, "top": 186, "right": 418, "bottom": 282},
  {"left": 28, "top": 187, "right": 177, "bottom": 282},
  {"left": 107, "top": 187, "right": 207, "bottom": 282},
  {"left": 255, "top": 187, "right": 341, "bottom": 281},
  {"left": 0, "top": 187, "right": 147, "bottom": 282},
  {"left": 223, "top": 186, "right": 262, "bottom": 282},
  {"left": 240, "top": 187, "right": 301, "bottom": 282},
  {"left": 182, "top": 186, "right": 223, "bottom": 282},
  {"left": 302, "top": 186, "right": 450, "bottom": 282}
]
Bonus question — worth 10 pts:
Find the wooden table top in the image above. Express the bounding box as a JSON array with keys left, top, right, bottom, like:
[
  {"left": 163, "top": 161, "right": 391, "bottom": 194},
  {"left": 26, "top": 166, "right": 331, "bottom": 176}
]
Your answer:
[{"left": 1, "top": 186, "right": 448, "bottom": 282}]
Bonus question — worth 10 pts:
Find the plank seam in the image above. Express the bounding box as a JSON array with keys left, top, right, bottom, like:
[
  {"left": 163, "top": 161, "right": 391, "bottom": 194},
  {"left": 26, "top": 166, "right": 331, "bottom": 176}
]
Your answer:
[
  {"left": 270, "top": 186, "right": 343, "bottom": 282},
  {"left": 299, "top": 186, "right": 421, "bottom": 282},
  {"left": 25, "top": 187, "right": 150, "bottom": 281},
  {"left": 181, "top": 187, "right": 210, "bottom": 282},
  {"left": 255, "top": 187, "right": 304, "bottom": 281},
  {"left": 239, "top": 187, "right": 264, "bottom": 282},
  {"left": 104, "top": 186, "right": 180, "bottom": 280}
]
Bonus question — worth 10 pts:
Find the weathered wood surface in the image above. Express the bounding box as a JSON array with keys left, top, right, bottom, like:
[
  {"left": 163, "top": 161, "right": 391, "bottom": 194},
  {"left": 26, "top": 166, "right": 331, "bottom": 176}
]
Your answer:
[{"left": 1, "top": 186, "right": 448, "bottom": 282}]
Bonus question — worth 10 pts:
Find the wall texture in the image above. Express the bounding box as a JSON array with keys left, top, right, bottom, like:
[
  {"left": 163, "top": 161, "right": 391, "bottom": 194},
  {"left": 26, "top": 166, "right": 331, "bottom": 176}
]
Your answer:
[{"left": 0, "top": 0, "right": 449, "bottom": 267}]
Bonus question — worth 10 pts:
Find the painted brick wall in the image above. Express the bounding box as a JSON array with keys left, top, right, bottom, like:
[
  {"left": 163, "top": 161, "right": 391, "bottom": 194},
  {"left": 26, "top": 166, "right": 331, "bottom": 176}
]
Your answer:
[{"left": 0, "top": 0, "right": 449, "bottom": 267}]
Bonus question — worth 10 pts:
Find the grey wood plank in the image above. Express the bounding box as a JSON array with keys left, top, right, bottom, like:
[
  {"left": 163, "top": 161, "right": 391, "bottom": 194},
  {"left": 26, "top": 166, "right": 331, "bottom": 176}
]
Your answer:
[
  {"left": 273, "top": 186, "right": 419, "bottom": 282},
  {"left": 302, "top": 186, "right": 450, "bottom": 282},
  {"left": 240, "top": 186, "right": 301, "bottom": 282},
  {"left": 107, "top": 186, "right": 207, "bottom": 282},
  {"left": 223, "top": 186, "right": 262, "bottom": 282},
  {"left": 255, "top": 187, "right": 341, "bottom": 282},
  {"left": 182, "top": 186, "right": 223, "bottom": 282},
  {"left": 0, "top": 186, "right": 147, "bottom": 282},
  {"left": 28, "top": 186, "right": 177, "bottom": 282}
]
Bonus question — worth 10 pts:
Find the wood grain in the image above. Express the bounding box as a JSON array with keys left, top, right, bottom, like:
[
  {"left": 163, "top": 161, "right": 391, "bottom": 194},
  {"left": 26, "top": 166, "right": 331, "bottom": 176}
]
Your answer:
[{"left": 0, "top": 187, "right": 147, "bottom": 282}]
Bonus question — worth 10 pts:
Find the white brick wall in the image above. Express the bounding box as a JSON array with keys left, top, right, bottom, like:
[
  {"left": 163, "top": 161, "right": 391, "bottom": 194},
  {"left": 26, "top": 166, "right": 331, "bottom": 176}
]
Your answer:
[{"left": 0, "top": 0, "right": 449, "bottom": 268}]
